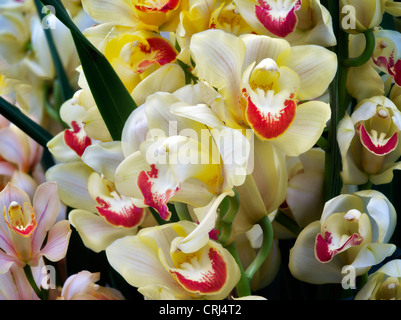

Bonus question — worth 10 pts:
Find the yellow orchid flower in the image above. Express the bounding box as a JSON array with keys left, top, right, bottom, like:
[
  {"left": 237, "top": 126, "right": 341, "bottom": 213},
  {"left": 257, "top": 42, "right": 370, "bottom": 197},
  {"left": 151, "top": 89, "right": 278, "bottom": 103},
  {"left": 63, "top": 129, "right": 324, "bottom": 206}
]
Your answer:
[
  {"left": 87, "top": 26, "right": 180, "bottom": 94},
  {"left": 234, "top": 0, "right": 336, "bottom": 46},
  {"left": 355, "top": 259, "right": 401, "bottom": 300},
  {"left": 190, "top": 29, "right": 335, "bottom": 156},
  {"left": 337, "top": 96, "right": 401, "bottom": 186},
  {"left": 0, "top": 182, "right": 71, "bottom": 274},
  {"left": 82, "top": 0, "right": 187, "bottom": 31},
  {"left": 289, "top": 190, "right": 396, "bottom": 284},
  {"left": 105, "top": 220, "right": 240, "bottom": 300}
]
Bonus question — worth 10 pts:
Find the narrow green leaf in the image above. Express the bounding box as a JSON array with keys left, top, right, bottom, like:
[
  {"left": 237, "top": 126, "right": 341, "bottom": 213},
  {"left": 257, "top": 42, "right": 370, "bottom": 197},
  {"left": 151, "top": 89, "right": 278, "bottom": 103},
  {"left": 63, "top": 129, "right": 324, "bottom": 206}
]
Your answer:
[
  {"left": 40, "top": 0, "right": 138, "bottom": 140},
  {"left": 0, "top": 97, "right": 53, "bottom": 147},
  {"left": 33, "top": 0, "right": 73, "bottom": 102}
]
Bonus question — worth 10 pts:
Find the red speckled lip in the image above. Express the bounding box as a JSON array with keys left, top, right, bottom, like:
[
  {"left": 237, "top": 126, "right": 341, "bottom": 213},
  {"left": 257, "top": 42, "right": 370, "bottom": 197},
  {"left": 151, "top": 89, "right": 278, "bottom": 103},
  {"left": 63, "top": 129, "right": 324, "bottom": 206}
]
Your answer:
[
  {"left": 95, "top": 196, "right": 144, "bottom": 228},
  {"left": 357, "top": 123, "right": 399, "bottom": 156},
  {"left": 64, "top": 121, "right": 92, "bottom": 157},
  {"left": 373, "top": 53, "right": 401, "bottom": 87},
  {"left": 255, "top": 0, "right": 301, "bottom": 37},
  {"left": 246, "top": 96, "right": 296, "bottom": 140},
  {"left": 170, "top": 247, "right": 227, "bottom": 294},
  {"left": 137, "top": 164, "right": 178, "bottom": 221},
  {"left": 136, "top": 37, "right": 178, "bottom": 74},
  {"left": 315, "top": 231, "right": 363, "bottom": 263}
]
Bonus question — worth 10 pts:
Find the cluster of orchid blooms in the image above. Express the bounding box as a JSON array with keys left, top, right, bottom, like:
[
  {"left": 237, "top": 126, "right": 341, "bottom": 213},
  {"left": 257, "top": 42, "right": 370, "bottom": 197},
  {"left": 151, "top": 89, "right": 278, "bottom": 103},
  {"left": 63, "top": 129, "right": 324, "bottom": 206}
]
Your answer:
[{"left": 1, "top": 0, "right": 401, "bottom": 301}]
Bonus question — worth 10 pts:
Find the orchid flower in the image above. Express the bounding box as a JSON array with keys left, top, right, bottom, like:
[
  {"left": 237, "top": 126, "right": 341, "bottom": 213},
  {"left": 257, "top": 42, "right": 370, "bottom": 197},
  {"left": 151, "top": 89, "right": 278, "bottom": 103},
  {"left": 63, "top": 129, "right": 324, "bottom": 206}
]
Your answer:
[
  {"left": 114, "top": 82, "right": 251, "bottom": 252},
  {"left": 82, "top": 0, "right": 186, "bottom": 31},
  {"left": 0, "top": 182, "right": 71, "bottom": 274},
  {"left": 189, "top": 29, "right": 335, "bottom": 157},
  {"left": 355, "top": 259, "right": 401, "bottom": 300},
  {"left": 337, "top": 96, "right": 401, "bottom": 186},
  {"left": 58, "top": 271, "right": 125, "bottom": 300},
  {"left": 0, "top": 114, "right": 44, "bottom": 198},
  {"left": 234, "top": 0, "right": 336, "bottom": 46},
  {"left": 0, "top": 259, "right": 46, "bottom": 300},
  {"left": 106, "top": 220, "right": 240, "bottom": 300},
  {"left": 84, "top": 26, "right": 180, "bottom": 95},
  {"left": 175, "top": 0, "right": 253, "bottom": 64},
  {"left": 289, "top": 190, "right": 396, "bottom": 284}
]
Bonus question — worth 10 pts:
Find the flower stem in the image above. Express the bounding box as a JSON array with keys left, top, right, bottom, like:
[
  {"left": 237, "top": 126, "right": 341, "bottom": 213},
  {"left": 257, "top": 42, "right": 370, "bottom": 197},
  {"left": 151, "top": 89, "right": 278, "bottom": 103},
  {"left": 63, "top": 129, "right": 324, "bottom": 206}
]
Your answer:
[
  {"left": 343, "top": 29, "right": 375, "bottom": 68},
  {"left": 23, "top": 264, "right": 45, "bottom": 300},
  {"left": 225, "top": 241, "right": 252, "bottom": 297},
  {"left": 245, "top": 215, "right": 273, "bottom": 282}
]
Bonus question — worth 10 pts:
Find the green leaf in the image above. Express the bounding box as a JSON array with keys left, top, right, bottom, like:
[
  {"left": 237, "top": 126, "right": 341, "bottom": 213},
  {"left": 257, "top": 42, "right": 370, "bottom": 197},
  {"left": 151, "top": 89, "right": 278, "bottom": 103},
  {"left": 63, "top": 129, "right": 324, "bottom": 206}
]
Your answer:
[
  {"left": 40, "top": 0, "right": 138, "bottom": 140},
  {"left": 0, "top": 97, "right": 53, "bottom": 147}
]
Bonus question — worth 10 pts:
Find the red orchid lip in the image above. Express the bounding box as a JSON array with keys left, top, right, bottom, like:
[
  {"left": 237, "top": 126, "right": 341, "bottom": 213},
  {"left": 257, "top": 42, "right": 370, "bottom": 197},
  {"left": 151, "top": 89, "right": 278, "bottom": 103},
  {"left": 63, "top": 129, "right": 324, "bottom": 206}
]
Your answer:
[
  {"left": 64, "top": 121, "right": 92, "bottom": 157},
  {"left": 137, "top": 164, "right": 178, "bottom": 221},
  {"left": 246, "top": 95, "right": 296, "bottom": 140},
  {"left": 315, "top": 231, "right": 363, "bottom": 263},
  {"left": 356, "top": 123, "right": 399, "bottom": 156},
  {"left": 255, "top": 0, "right": 301, "bottom": 38},
  {"left": 373, "top": 53, "right": 401, "bottom": 87},
  {"left": 95, "top": 196, "right": 145, "bottom": 228},
  {"left": 169, "top": 247, "right": 227, "bottom": 294}
]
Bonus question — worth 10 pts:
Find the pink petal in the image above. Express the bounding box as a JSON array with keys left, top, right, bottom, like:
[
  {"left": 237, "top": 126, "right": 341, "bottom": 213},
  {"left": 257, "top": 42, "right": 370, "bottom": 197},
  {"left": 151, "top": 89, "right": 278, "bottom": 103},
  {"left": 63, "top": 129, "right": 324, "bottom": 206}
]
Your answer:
[
  {"left": 40, "top": 220, "right": 71, "bottom": 262},
  {"left": 255, "top": 0, "right": 301, "bottom": 37}
]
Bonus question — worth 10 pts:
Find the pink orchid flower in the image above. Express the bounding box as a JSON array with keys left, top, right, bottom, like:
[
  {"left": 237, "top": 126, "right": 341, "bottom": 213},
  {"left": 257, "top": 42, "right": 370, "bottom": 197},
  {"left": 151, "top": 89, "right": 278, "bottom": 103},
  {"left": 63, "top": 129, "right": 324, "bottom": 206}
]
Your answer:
[{"left": 0, "top": 182, "right": 71, "bottom": 274}]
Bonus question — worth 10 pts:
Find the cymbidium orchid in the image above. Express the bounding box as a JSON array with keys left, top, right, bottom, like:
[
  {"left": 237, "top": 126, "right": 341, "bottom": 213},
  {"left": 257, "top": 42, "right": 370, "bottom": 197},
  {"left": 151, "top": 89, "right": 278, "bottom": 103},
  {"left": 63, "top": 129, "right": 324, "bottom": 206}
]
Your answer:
[
  {"left": 0, "top": 259, "right": 46, "bottom": 300},
  {"left": 82, "top": 0, "right": 187, "bottom": 31},
  {"left": 0, "top": 114, "right": 44, "bottom": 198},
  {"left": 106, "top": 220, "right": 240, "bottom": 300},
  {"left": 289, "top": 190, "right": 396, "bottom": 284},
  {"left": 234, "top": 0, "right": 336, "bottom": 46},
  {"left": 355, "top": 259, "right": 401, "bottom": 300},
  {"left": 114, "top": 82, "right": 251, "bottom": 253},
  {"left": 0, "top": 182, "right": 71, "bottom": 274},
  {"left": 337, "top": 96, "right": 401, "bottom": 186},
  {"left": 57, "top": 270, "right": 125, "bottom": 300},
  {"left": 347, "top": 29, "right": 401, "bottom": 102},
  {"left": 84, "top": 26, "right": 180, "bottom": 95},
  {"left": 189, "top": 29, "right": 335, "bottom": 157}
]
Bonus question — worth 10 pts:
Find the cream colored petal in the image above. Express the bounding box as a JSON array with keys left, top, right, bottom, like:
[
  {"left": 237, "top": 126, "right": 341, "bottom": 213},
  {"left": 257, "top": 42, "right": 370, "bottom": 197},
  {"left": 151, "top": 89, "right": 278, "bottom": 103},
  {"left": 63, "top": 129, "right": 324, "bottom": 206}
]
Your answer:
[
  {"left": 370, "top": 161, "right": 401, "bottom": 185},
  {"left": 105, "top": 235, "right": 179, "bottom": 292},
  {"left": 270, "top": 100, "right": 331, "bottom": 157},
  {"left": 190, "top": 29, "right": 245, "bottom": 120},
  {"left": 276, "top": 45, "right": 337, "bottom": 100},
  {"left": 178, "top": 193, "right": 230, "bottom": 253},
  {"left": 47, "top": 132, "right": 81, "bottom": 163},
  {"left": 337, "top": 113, "right": 368, "bottom": 185},
  {"left": 81, "top": 142, "right": 125, "bottom": 181},
  {"left": 82, "top": 0, "right": 137, "bottom": 26},
  {"left": 45, "top": 162, "right": 97, "bottom": 213},
  {"left": 240, "top": 33, "right": 290, "bottom": 70},
  {"left": 131, "top": 63, "right": 186, "bottom": 106},
  {"left": 69, "top": 209, "right": 137, "bottom": 253},
  {"left": 350, "top": 243, "right": 396, "bottom": 275},
  {"left": 320, "top": 193, "right": 363, "bottom": 223},
  {"left": 347, "top": 64, "right": 385, "bottom": 102}
]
